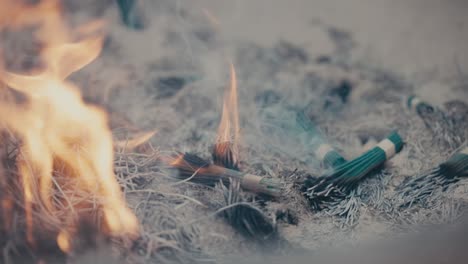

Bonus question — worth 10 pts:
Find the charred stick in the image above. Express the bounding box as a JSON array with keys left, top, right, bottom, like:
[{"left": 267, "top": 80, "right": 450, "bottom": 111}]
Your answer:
[{"left": 212, "top": 141, "right": 239, "bottom": 170}]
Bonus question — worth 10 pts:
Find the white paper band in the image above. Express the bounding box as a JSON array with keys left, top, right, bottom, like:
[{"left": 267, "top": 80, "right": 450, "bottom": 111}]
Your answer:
[
  {"left": 377, "top": 139, "right": 396, "bottom": 159},
  {"left": 460, "top": 147, "right": 468, "bottom": 155},
  {"left": 241, "top": 174, "right": 263, "bottom": 192},
  {"left": 315, "top": 144, "right": 334, "bottom": 161},
  {"left": 409, "top": 97, "right": 421, "bottom": 112}
]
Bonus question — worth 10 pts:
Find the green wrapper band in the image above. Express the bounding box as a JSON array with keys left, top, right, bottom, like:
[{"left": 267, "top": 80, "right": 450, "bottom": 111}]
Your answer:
[
  {"left": 323, "top": 149, "right": 347, "bottom": 168},
  {"left": 332, "top": 131, "right": 403, "bottom": 178},
  {"left": 376, "top": 131, "right": 404, "bottom": 159},
  {"left": 315, "top": 143, "right": 346, "bottom": 167}
]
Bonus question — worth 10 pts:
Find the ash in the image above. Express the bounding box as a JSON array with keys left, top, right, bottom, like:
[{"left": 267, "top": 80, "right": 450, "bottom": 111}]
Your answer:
[{"left": 2, "top": 0, "right": 468, "bottom": 263}]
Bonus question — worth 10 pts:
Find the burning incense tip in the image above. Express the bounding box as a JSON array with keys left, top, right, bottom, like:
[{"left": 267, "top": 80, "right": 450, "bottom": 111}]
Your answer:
[
  {"left": 212, "top": 141, "right": 239, "bottom": 170},
  {"left": 214, "top": 63, "right": 240, "bottom": 169}
]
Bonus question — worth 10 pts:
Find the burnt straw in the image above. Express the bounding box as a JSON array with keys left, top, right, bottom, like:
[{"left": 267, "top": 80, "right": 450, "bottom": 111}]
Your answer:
[
  {"left": 396, "top": 146, "right": 468, "bottom": 209},
  {"left": 296, "top": 110, "right": 346, "bottom": 168},
  {"left": 216, "top": 180, "right": 280, "bottom": 247},
  {"left": 302, "top": 131, "right": 404, "bottom": 210},
  {"left": 169, "top": 152, "right": 282, "bottom": 197},
  {"left": 212, "top": 141, "right": 239, "bottom": 170}
]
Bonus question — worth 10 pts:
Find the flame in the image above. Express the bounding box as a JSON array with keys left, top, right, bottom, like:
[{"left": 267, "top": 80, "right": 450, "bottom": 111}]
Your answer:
[
  {"left": 0, "top": 0, "right": 138, "bottom": 251},
  {"left": 56, "top": 230, "right": 71, "bottom": 253},
  {"left": 213, "top": 63, "right": 240, "bottom": 168},
  {"left": 110, "top": 109, "right": 157, "bottom": 153},
  {"left": 114, "top": 130, "right": 157, "bottom": 152}
]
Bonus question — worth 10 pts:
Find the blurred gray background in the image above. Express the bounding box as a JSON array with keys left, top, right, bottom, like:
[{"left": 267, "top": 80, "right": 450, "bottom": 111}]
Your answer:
[{"left": 191, "top": 0, "right": 468, "bottom": 79}]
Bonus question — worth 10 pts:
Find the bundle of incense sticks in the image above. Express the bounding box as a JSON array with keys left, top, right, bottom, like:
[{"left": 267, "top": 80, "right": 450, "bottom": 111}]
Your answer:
[
  {"left": 296, "top": 110, "right": 346, "bottom": 168},
  {"left": 302, "top": 131, "right": 404, "bottom": 210},
  {"left": 407, "top": 95, "right": 461, "bottom": 148},
  {"left": 168, "top": 152, "right": 282, "bottom": 197},
  {"left": 396, "top": 146, "right": 468, "bottom": 208}
]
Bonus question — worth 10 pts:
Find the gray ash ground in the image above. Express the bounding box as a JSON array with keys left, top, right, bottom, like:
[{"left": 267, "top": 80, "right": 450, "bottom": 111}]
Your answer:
[
  {"left": 2, "top": 1, "right": 468, "bottom": 263},
  {"left": 95, "top": 3, "right": 468, "bottom": 263}
]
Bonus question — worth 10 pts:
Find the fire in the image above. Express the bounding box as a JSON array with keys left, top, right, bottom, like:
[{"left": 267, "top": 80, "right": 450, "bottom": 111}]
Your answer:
[
  {"left": 0, "top": 0, "right": 138, "bottom": 252},
  {"left": 213, "top": 63, "right": 240, "bottom": 169}
]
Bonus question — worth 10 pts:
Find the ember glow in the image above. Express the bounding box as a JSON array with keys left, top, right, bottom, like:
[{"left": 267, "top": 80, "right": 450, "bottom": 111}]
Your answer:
[
  {"left": 213, "top": 63, "right": 240, "bottom": 169},
  {"left": 0, "top": 0, "right": 138, "bottom": 253}
]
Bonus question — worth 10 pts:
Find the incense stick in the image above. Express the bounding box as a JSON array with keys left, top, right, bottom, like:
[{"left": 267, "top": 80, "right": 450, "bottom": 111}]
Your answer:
[
  {"left": 396, "top": 146, "right": 468, "bottom": 208},
  {"left": 169, "top": 153, "right": 282, "bottom": 197}
]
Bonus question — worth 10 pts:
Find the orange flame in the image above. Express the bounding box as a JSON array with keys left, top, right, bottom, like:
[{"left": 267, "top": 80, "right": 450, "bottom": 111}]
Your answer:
[
  {"left": 214, "top": 63, "right": 240, "bottom": 168},
  {"left": 0, "top": 0, "right": 138, "bottom": 251}
]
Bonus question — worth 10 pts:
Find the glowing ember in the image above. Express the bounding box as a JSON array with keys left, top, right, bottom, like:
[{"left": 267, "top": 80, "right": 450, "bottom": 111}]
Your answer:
[
  {"left": 0, "top": 0, "right": 138, "bottom": 252},
  {"left": 213, "top": 63, "right": 240, "bottom": 169}
]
